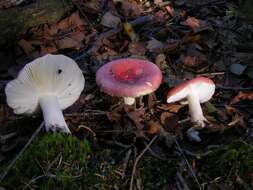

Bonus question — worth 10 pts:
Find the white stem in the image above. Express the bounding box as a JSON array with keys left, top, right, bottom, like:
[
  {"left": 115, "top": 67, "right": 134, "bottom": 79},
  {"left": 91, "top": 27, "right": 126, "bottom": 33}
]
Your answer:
[
  {"left": 187, "top": 91, "right": 206, "bottom": 127},
  {"left": 123, "top": 97, "right": 136, "bottom": 105},
  {"left": 39, "top": 95, "right": 71, "bottom": 134}
]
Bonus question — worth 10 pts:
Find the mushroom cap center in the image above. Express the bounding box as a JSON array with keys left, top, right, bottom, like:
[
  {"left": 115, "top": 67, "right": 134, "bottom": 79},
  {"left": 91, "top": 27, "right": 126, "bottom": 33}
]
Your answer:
[{"left": 111, "top": 61, "right": 144, "bottom": 83}]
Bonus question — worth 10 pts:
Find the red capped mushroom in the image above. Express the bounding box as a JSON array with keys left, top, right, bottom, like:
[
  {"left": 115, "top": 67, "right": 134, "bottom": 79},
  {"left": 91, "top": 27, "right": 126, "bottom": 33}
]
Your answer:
[
  {"left": 96, "top": 58, "right": 162, "bottom": 105},
  {"left": 167, "top": 77, "right": 215, "bottom": 141}
]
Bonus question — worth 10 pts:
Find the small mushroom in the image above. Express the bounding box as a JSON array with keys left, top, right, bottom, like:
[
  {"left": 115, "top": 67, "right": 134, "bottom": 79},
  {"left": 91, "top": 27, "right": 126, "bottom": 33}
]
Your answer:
[
  {"left": 166, "top": 77, "right": 215, "bottom": 141},
  {"left": 5, "top": 54, "right": 85, "bottom": 134},
  {"left": 96, "top": 58, "right": 162, "bottom": 105}
]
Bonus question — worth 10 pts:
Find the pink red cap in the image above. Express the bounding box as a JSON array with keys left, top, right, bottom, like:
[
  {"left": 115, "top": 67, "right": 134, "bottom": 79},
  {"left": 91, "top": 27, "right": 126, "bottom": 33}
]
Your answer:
[{"left": 96, "top": 58, "right": 162, "bottom": 98}]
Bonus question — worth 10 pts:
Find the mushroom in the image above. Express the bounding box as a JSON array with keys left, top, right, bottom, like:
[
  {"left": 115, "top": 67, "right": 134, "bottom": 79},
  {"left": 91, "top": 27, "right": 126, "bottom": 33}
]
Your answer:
[
  {"left": 96, "top": 58, "right": 162, "bottom": 105},
  {"left": 5, "top": 54, "right": 85, "bottom": 134},
  {"left": 166, "top": 77, "right": 215, "bottom": 141}
]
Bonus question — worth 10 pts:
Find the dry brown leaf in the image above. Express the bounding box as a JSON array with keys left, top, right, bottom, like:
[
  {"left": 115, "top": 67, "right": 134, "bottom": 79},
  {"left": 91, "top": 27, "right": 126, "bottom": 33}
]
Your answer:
[
  {"left": 158, "top": 103, "right": 184, "bottom": 112},
  {"left": 101, "top": 12, "right": 121, "bottom": 28},
  {"left": 125, "top": 107, "right": 145, "bottom": 129},
  {"left": 165, "top": 4, "right": 175, "bottom": 16},
  {"left": 114, "top": 0, "right": 142, "bottom": 19},
  {"left": 128, "top": 42, "right": 146, "bottom": 55},
  {"left": 58, "top": 12, "right": 86, "bottom": 31},
  {"left": 18, "top": 39, "right": 35, "bottom": 55},
  {"left": 181, "top": 17, "right": 201, "bottom": 29},
  {"left": 231, "top": 91, "right": 253, "bottom": 104},
  {"left": 180, "top": 45, "right": 207, "bottom": 69},
  {"left": 154, "top": 0, "right": 163, "bottom": 5},
  {"left": 147, "top": 120, "right": 161, "bottom": 135},
  {"left": 19, "top": 12, "right": 88, "bottom": 56},
  {"left": 56, "top": 37, "right": 84, "bottom": 50},
  {"left": 160, "top": 112, "right": 174, "bottom": 125},
  {"left": 147, "top": 38, "right": 164, "bottom": 53}
]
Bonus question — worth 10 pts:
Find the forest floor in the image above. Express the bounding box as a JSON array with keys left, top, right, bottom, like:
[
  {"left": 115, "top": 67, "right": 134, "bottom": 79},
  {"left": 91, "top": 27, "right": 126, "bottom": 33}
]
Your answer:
[{"left": 0, "top": 0, "right": 253, "bottom": 189}]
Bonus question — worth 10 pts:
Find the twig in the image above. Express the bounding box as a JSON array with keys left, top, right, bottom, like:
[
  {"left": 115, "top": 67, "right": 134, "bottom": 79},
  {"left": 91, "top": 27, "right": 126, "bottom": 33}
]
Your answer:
[
  {"left": 174, "top": 139, "right": 202, "bottom": 190},
  {"left": 176, "top": 172, "right": 191, "bottom": 190},
  {"left": 197, "top": 72, "right": 225, "bottom": 77},
  {"left": 129, "top": 135, "right": 158, "bottom": 190},
  {"left": 121, "top": 149, "right": 132, "bottom": 178},
  {"left": 0, "top": 122, "right": 44, "bottom": 182},
  {"left": 216, "top": 85, "right": 253, "bottom": 91}
]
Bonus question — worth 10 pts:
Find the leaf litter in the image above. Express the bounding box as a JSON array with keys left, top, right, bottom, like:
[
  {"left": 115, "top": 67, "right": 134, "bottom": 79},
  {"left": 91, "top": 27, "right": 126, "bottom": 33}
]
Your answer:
[{"left": 1, "top": 0, "right": 253, "bottom": 189}]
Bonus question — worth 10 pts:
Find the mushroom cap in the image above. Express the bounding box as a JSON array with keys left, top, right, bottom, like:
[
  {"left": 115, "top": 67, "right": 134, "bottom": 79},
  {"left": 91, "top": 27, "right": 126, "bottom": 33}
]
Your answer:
[
  {"left": 96, "top": 58, "right": 162, "bottom": 98},
  {"left": 5, "top": 54, "right": 85, "bottom": 114},
  {"left": 167, "top": 77, "right": 215, "bottom": 103}
]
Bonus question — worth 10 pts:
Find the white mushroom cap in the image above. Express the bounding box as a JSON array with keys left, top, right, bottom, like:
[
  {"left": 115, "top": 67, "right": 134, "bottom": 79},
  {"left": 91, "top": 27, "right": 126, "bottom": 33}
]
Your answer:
[{"left": 5, "top": 54, "right": 84, "bottom": 133}]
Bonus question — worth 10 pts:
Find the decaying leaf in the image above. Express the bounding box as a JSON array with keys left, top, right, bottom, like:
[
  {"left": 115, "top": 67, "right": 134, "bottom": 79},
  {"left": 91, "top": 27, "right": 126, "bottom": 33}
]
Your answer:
[
  {"left": 180, "top": 45, "right": 208, "bottom": 69},
  {"left": 181, "top": 17, "right": 207, "bottom": 30},
  {"left": 113, "top": 0, "right": 142, "bottom": 19},
  {"left": 147, "top": 120, "right": 161, "bottom": 135},
  {"left": 123, "top": 21, "right": 138, "bottom": 41},
  {"left": 165, "top": 4, "right": 175, "bottom": 17},
  {"left": 160, "top": 112, "right": 175, "bottom": 125},
  {"left": 125, "top": 107, "right": 145, "bottom": 129},
  {"left": 128, "top": 42, "right": 146, "bottom": 55},
  {"left": 147, "top": 38, "right": 164, "bottom": 53},
  {"left": 158, "top": 103, "right": 184, "bottom": 113},
  {"left": 18, "top": 39, "right": 35, "bottom": 55},
  {"left": 101, "top": 12, "right": 121, "bottom": 28},
  {"left": 18, "top": 12, "right": 88, "bottom": 56},
  {"left": 231, "top": 91, "right": 253, "bottom": 104},
  {"left": 225, "top": 106, "right": 245, "bottom": 127}
]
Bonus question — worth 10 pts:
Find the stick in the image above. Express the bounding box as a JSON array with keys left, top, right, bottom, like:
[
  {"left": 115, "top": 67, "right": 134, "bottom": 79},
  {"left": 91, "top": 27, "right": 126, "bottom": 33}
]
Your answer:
[
  {"left": 129, "top": 135, "right": 158, "bottom": 190},
  {"left": 216, "top": 85, "right": 253, "bottom": 91},
  {"left": 174, "top": 139, "right": 203, "bottom": 190},
  {"left": 0, "top": 122, "right": 44, "bottom": 182}
]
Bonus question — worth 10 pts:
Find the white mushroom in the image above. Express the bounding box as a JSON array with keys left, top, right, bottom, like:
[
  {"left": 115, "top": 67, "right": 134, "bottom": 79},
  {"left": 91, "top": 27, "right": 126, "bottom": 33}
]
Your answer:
[
  {"left": 5, "top": 54, "right": 85, "bottom": 133},
  {"left": 166, "top": 77, "right": 215, "bottom": 141}
]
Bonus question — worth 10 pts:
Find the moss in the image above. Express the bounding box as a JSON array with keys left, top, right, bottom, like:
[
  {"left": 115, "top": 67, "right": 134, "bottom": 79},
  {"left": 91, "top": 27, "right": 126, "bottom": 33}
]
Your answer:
[
  {"left": 0, "top": 0, "right": 72, "bottom": 46},
  {"left": 2, "top": 133, "right": 178, "bottom": 189},
  {"left": 198, "top": 140, "right": 253, "bottom": 189},
  {"left": 138, "top": 156, "right": 178, "bottom": 190},
  {"left": 1, "top": 134, "right": 124, "bottom": 190},
  {"left": 2, "top": 133, "right": 90, "bottom": 189}
]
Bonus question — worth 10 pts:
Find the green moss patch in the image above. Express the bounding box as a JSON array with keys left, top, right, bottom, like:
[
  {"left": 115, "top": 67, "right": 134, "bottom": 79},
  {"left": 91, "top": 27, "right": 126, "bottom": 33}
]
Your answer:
[{"left": 198, "top": 140, "right": 253, "bottom": 189}]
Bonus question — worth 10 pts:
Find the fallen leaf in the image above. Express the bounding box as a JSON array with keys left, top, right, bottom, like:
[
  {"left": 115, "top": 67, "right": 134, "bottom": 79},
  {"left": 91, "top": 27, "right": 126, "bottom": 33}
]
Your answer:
[
  {"left": 19, "top": 12, "right": 88, "bottom": 56},
  {"left": 125, "top": 107, "right": 145, "bottom": 129},
  {"left": 18, "top": 39, "right": 35, "bottom": 55},
  {"left": 56, "top": 37, "right": 84, "bottom": 50},
  {"left": 157, "top": 103, "right": 184, "bottom": 112},
  {"left": 160, "top": 112, "right": 174, "bottom": 125},
  {"left": 181, "top": 17, "right": 206, "bottom": 29},
  {"left": 123, "top": 21, "right": 138, "bottom": 41},
  {"left": 101, "top": 12, "right": 121, "bottom": 28},
  {"left": 231, "top": 91, "right": 253, "bottom": 104},
  {"left": 165, "top": 4, "right": 175, "bottom": 16},
  {"left": 114, "top": 0, "right": 142, "bottom": 19},
  {"left": 147, "top": 120, "right": 161, "bottom": 135},
  {"left": 180, "top": 45, "right": 207, "bottom": 69},
  {"left": 147, "top": 38, "right": 164, "bottom": 53},
  {"left": 128, "top": 42, "right": 146, "bottom": 55}
]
